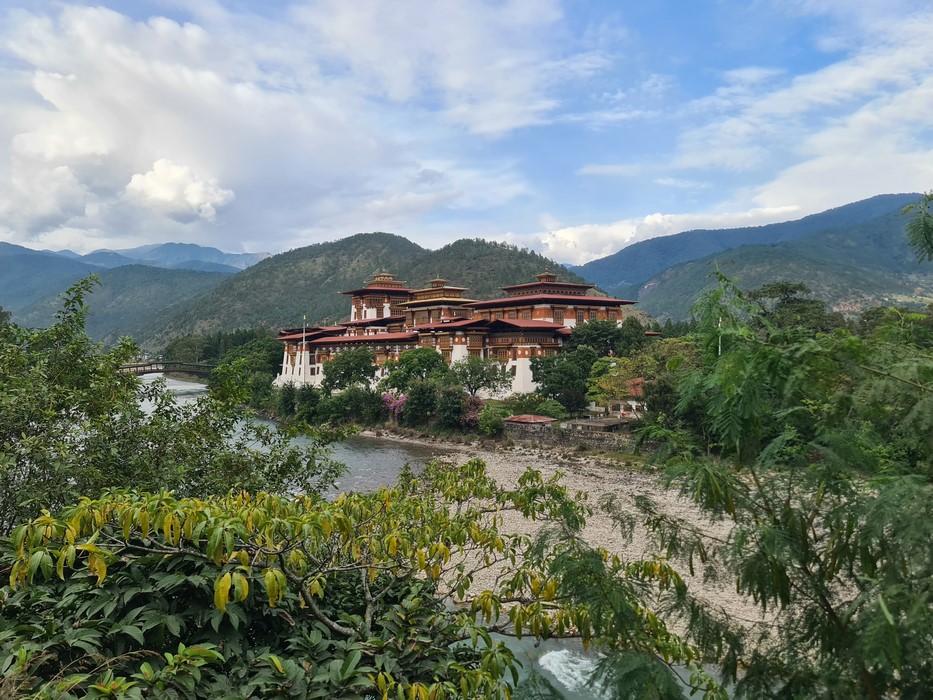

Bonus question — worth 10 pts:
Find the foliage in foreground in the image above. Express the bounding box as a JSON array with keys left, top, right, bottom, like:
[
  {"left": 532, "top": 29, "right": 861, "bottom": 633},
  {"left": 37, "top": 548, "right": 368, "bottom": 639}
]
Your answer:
[
  {"left": 0, "top": 277, "right": 344, "bottom": 535},
  {"left": 1, "top": 460, "right": 722, "bottom": 699},
  {"left": 623, "top": 275, "right": 933, "bottom": 699}
]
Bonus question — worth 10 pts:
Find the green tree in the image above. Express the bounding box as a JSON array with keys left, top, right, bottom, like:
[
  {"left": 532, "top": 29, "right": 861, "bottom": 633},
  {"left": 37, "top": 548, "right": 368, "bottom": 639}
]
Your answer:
[
  {"left": 161, "top": 334, "right": 208, "bottom": 362},
  {"left": 381, "top": 347, "right": 450, "bottom": 392},
  {"left": 747, "top": 281, "right": 843, "bottom": 333},
  {"left": 435, "top": 386, "right": 468, "bottom": 428},
  {"left": 2, "top": 460, "right": 722, "bottom": 699},
  {"left": 628, "top": 276, "right": 933, "bottom": 698},
  {"left": 476, "top": 404, "right": 505, "bottom": 436},
  {"left": 530, "top": 346, "right": 598, "bottom": 410},
  {"left": 450, "top": 355, "right": 512, "bottom": 397},
  {"left": 566, "top": 319, "right": 625, "bottom": 356},
  {"left": 0, "top": 278, "right": 343, "bottom": 535},
  {"left": 587, "top": 338, "right": 699, "bottom": 415},
  {"left": 616, "top": 316, "right": 652, "bottom": 356},
  {"left": 315, "top": 385, "right": 383, "bottom": 425},
  {"left": 903, "top": 190, "right": 933, "bottom": 261},
  {"left": 400, "top": 379, "right": 439, "bottom": 426},
  {"left": 0, "top": 305, "right": 10, "bottom": 327},
  {"left": 322, "top": 347, "right": 377, "bottom": 394}
]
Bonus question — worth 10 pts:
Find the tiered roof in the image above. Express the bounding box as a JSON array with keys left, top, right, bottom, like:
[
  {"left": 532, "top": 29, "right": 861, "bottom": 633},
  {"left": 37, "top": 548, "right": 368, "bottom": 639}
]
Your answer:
[
  {"left": 465, "top": 293, "right": 634, "bottom": 309},
  {"left": 500, "top": 271, "right": 594, "bottom": 297},
  {"left": 340, "top": 271, "right": 413, "bottom": 297},
  {"left": 399, "top": 277, "right": 475, "bottom": 308},
  {"left": 465, "top": 271, "right": 634, "bottom": 309}
]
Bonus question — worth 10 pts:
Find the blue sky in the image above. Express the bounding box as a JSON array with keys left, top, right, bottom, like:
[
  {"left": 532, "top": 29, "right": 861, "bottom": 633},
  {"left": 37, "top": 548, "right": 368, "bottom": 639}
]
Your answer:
[{"left": 0, "top": 0, "right": 931, "bottom": 264}]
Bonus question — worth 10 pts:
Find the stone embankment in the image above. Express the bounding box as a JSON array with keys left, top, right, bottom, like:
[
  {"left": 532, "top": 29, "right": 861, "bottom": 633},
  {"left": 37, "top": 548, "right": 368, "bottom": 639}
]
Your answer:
[{"left": 503, "top": 422, "right": 637, "bottom": 451}]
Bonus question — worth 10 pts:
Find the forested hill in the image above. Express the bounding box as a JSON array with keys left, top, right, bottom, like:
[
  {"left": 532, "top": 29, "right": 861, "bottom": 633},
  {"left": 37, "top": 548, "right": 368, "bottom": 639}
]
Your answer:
[
  {"left": 134, "top": 233, "right": 590, "bottom": 348},
  {"left": 574, "top": 193, "right": 919, "bottom": 296},
  {"left": 636, "top": 204, "right": 933, "bottom": 320},
  {"left": 14, "top": 265, "right": 233, "bottom": 345}
]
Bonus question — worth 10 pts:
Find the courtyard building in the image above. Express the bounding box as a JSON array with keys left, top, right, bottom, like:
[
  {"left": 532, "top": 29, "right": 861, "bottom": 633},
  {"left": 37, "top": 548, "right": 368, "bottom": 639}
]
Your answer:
[{"left": 274, "top": 271, "right": 635, "bottom": 395}]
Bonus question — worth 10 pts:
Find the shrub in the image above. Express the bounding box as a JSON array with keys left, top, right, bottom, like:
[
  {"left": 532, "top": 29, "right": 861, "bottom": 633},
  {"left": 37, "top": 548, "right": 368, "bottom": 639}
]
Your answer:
[
  {"left": 435, "top": 386, "right": 467, "bottom": 429},
  {"left": 477, "top": 405, "right": 505, "bottom": 437}
]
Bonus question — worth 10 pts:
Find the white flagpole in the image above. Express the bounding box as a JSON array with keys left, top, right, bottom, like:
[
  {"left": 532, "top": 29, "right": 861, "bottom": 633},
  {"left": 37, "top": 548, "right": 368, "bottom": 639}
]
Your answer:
[{"left": 302, "top": 314, "right": 307, "bottom": 382}]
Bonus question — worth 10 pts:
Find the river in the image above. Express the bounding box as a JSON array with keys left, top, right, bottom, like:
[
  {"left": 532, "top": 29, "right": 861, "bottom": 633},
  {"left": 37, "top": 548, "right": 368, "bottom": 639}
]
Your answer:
[{"left": 147, "top": 374, "right": 693, "bottom": 699}]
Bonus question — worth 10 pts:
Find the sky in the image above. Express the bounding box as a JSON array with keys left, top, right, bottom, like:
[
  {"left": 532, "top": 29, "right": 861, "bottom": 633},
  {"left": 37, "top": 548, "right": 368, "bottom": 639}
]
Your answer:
[{"left": 1, "top": 0, "right": 931, "bottom": 265}]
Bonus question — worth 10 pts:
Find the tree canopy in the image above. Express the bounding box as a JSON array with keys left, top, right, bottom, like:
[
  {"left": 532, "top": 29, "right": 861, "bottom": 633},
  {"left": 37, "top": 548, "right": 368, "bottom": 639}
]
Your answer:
[
  {"left": 903, "top": 190, "right": 933, "bottom": 261},
  {"left": 530, "top": 346, "right": 598, "bottom": 411},
  {"left": 450, "top": 355, "right": 511, "bottom": 397},
  {"left": 626, "top": 275, "right": 933, "bottom": 698},
  {"left": 0, "top": 278, "right": 343, "bottom": 535},
  {"left": 380, "top": 347, "right": 450, "bottom": 392},
  {"left": 1, "top": 460, "right": 722, "bottom": 699},
  {"left": 322, "top": 347, "right": 378, "bottom": 394}
]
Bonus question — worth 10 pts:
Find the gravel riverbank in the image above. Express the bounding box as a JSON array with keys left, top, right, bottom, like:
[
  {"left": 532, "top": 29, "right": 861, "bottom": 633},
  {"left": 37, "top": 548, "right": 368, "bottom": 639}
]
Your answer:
[{"left": 360, "top": 430, "right": 771, "bottom": 632}]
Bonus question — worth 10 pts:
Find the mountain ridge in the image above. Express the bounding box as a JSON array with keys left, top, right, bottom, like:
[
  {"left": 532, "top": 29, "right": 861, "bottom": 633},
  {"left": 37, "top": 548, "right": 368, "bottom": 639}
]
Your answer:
[{"left": 574, "top": 193, "right": 920, "bottom": 293}]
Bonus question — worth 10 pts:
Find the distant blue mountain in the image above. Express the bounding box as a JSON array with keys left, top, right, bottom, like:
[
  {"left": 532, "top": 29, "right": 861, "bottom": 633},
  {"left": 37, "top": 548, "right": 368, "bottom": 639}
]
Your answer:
[
  {"left": 81, "top": 251, "right": 148, "bottom": 268},
  {"left": 627, "top": 196, "right": 932, "bottom": 320},
  {"left": 1, "top": 241, "right": 264, "bottom": 319},
  {"left": 167, "top": 259, "right": 241, "bottom": 273},
  {"left": 573, "top": 193, "right": 920, "bottom": 293},
  {"left": 111, "top": 242, "right": 268, "bottom": 270},
  {"left": 0, "top": 243, "right": 103, "bottom": 312}
]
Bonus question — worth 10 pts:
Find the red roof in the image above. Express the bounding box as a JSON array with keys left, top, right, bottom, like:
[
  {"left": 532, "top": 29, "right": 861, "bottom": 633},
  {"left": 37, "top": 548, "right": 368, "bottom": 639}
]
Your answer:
[
  {"left": 465, "top": 293, "right": 635, "bottom": 309},
  {"left": 500, "top": 280, "right": 593, "bottom": 292},
  {"left": 340, "top": 315, "right": 406, "bottom": 326},
  {"left": 339, "top": 286, "right": 414, "bottom": 296},
  {"left": 504, "top": 414, "right": 556, "bottom": 424},
  {"left": 278, "top": 327, "right": 345, "bottom": 341},
  {"left": 490, "top": 319, "right": 564, "bottom": 329},
  {"left": 308, "top": 332, "right": 419, "bottom": 345}
]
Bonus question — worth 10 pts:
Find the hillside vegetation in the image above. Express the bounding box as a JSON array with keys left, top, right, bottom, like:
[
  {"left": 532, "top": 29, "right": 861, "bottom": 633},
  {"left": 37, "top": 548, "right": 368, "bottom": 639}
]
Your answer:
[
  {"left": 637, "top": 204, "right": 933, "bottom": 319},
  {"left": 0, "top": 243, "right": 103, "bottom": 312},
  {"left": 134, "top": 234, "right": 589, "bottom": 348},
  {"left": 15, "top": 266, "right": 232, "bottom": 345},
  {"left": 575, "top": 193, "right": 919, "bottom": 295}
]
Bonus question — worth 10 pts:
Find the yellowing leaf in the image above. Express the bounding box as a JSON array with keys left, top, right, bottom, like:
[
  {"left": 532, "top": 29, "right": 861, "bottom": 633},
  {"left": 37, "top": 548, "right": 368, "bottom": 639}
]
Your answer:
[
  {"left": 214, "top": 571, "right": 232, "bottom": 612},
  {"left": 232, "top": 572, "right": 249, "bottom": 602},
  {"left": 268, "top": 654, "right": 284, "bottom": 674},
  {"left": 87, "top": 552, "right": 107, "bottom": 586}
]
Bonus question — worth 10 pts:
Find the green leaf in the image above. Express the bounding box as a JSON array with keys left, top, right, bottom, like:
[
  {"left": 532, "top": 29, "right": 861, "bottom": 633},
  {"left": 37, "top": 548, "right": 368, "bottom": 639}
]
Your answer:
[{"left": 121, "top": 625, "right": 145, "bottom": 645}]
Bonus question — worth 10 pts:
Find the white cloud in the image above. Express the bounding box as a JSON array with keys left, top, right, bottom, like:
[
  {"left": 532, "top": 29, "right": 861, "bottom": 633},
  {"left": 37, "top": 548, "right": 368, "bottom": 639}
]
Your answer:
[
  {"left": 674, "top": 9, "right": 933, "bottom": 176},
  {"left": 506, "top": 206, "right": 801, "bottom": 266},
  {"left": 1, "top": 1, "right": 930, "bottom": 264},
  {"left": 288, "top": 0, "right": 579, "bottom": 135},
  {"left": 0, "top": 1, "right": 592, "bottom": 253},
  {"left": 124, "top": 159, "right": 234, "bottom": 222},
  {"left": 654, "top": 177, "right": 709, "bottom": 189}
]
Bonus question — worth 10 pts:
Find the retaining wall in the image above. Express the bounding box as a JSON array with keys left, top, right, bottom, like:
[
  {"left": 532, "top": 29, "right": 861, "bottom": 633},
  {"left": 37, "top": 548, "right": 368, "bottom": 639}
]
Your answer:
[{"left": 504, "top": 423, "right": 637, "bottom": 452}]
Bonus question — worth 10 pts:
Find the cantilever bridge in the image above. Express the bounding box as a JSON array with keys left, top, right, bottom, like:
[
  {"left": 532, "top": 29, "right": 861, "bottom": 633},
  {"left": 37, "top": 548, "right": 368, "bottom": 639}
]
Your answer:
[{"left": 119, "top": 361, "right": 216, "bottom": 377}]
